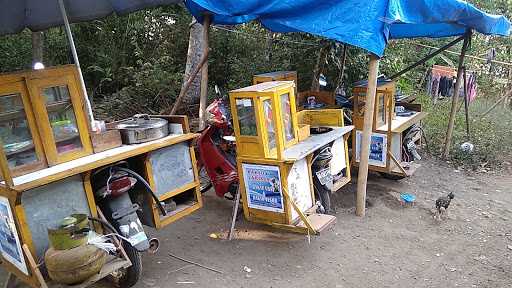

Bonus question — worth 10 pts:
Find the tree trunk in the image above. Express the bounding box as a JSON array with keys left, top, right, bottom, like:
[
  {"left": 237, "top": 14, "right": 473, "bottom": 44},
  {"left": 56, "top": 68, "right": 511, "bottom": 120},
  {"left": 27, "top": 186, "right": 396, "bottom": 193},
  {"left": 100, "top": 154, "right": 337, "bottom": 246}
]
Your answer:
[
  {"left": 179, "top": 18, "right": 204, "bottom": 113},
  {"left": 31, "top": 32, "right": 44, "bottom": 65},
  {"left": 265, "top": 31, "right": 274, "bottom": 64}
]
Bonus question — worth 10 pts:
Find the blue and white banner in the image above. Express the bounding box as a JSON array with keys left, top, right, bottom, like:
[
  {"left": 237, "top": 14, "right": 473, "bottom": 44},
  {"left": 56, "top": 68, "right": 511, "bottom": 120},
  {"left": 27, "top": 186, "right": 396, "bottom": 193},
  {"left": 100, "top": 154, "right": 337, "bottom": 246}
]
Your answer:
[{"left": 242, "top": 164, "right": 284, "bottom": 213}]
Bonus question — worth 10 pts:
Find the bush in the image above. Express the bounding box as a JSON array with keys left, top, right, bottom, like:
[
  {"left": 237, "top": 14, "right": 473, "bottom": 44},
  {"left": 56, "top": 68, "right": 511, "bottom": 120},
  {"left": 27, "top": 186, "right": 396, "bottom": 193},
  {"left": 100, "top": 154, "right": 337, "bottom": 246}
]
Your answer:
[{"left": 417, "top": 94, "right": 512, "bottom": 170}]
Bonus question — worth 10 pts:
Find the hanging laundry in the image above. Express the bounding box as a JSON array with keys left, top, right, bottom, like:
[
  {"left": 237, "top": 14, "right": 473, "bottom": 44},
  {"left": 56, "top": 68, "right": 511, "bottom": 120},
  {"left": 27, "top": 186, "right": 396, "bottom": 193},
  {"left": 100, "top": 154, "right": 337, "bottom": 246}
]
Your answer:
[{"left": 465, "top": 72, "right": 478, "bottom": 103}]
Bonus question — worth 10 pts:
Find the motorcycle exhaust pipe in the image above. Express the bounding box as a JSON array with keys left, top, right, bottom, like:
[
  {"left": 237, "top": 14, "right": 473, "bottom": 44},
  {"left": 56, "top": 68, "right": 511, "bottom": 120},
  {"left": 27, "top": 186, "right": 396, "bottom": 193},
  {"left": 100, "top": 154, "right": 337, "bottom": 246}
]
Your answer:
[{"left": 148, "top": 238, "right": 160, "bottom": 254}]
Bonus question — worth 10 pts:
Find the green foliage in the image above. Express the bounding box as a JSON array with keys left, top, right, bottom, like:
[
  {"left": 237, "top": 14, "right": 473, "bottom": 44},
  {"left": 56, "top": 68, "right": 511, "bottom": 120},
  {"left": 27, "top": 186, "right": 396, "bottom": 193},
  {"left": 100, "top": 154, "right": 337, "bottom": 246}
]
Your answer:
[{"left": 418, "top": 94, "right": 512, "bottom": 169}]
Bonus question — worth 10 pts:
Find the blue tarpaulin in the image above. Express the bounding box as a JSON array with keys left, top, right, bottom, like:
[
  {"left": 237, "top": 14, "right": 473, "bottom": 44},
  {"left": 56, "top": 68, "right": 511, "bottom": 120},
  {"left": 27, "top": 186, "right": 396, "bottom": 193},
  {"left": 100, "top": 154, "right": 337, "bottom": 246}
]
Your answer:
[{"left": 186, "top": 0, "right": 511, "bottom": 56}]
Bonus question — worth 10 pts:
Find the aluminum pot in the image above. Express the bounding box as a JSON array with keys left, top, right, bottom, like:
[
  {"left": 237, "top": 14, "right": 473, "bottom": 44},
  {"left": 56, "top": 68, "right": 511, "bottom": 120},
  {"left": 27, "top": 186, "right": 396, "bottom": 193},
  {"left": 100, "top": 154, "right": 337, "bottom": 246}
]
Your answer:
[{"left": 116, "top": 114, "right": 169, "bottom": 144}]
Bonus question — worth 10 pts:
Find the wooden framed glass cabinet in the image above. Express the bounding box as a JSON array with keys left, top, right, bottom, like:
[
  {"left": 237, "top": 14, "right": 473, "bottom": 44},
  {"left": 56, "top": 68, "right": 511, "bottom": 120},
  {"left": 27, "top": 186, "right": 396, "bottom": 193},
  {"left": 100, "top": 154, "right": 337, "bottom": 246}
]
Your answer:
[
  {"left": 0, "top": 65, "right": 92, "bottom": 179},
  {"left": 0, "top": 81, "right": 46, "bottom": 179}
]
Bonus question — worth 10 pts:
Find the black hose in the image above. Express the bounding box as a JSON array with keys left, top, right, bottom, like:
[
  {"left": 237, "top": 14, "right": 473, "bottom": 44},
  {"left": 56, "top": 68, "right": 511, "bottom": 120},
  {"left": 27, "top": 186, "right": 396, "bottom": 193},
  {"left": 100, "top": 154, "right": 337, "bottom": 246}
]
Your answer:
[
  {"left": 88, "top": 216, "right": 119, "bottom": 234},
  {"left": 113, "top": 167, "right": 167, "bottom": 216}
]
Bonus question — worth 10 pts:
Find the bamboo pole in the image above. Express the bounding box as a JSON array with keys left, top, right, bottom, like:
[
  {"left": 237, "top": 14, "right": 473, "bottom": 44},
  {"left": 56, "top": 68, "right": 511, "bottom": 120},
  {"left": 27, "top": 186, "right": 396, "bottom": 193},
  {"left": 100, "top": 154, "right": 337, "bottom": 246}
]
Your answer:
[
  {"left": 442, "top": 31, "right": 471, "bottom": 159},
  {"left": 198, "top": 14, "right": 211, "bottom": 130},
  {"left": 356, "top": 54, "right": 380, "bottom": 217},
  {"left": 163, "top": 49, "right": 209, "bottom": 115}
]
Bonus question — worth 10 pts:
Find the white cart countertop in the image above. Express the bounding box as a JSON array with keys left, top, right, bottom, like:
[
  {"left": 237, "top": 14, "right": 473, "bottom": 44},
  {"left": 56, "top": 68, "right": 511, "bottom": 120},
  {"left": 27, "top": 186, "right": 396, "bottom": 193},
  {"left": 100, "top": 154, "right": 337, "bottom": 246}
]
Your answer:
[
  {"left": 376, "top": 112, "right": 427, "bottom": 133},
  {"left": 1, "top": 133, "right": 198, "bottom": 191},
  {"left": 283, "top": 126, "right": 354, "bottom": 161}
]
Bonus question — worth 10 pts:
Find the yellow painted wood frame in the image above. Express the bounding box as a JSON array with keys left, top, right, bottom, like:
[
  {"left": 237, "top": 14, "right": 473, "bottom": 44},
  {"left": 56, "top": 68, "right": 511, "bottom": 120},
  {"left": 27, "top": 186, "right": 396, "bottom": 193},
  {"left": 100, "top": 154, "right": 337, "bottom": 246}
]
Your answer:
[
  {"left": 236, "top": 156, "right": 316, "bottom": 227},
  {"left": 143, "top": 144, "right": 202, "bottom": 229},
  {"left": 82, "top": 171, "right": 101, "bottom": 231},
  {"left": 0, "top": 197, "right": 41, "bottom": 288},
  {"left": 26, "top": 72, "right": 92, "bottom": 165},
  {"left": 274, "top": 85, "right": 299, "bottom": 150},
  {"left": 230, "top": 82, "right": 298, "bottom": 160},
  {"left": 0, "top": 81, "right": 47, "bottom": 179},
  {"left": 230, "top": 93, "right": 268, "bottom": 159},
  {"left": 253, "top": 71, "right": 297, "bottom": 86}
]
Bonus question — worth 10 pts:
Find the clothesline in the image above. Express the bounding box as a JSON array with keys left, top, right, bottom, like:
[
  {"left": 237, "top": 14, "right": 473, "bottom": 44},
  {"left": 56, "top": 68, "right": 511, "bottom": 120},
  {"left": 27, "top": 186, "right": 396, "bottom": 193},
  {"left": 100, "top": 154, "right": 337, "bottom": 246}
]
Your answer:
[{"left": 413, "top": 42, "right": 512, "bottom": 67}]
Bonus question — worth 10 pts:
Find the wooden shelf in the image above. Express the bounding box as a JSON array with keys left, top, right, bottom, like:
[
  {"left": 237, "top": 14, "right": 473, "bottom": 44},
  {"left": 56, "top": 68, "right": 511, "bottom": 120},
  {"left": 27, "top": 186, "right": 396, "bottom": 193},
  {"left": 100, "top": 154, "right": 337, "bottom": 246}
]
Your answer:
[
  {"left": 391, "top": 162, "right": 420, "bottom": 176},
  {"left": 46, "top": 101, "right": 72, "bottom": 113},
  {"left": 376, "top": 112, "right": 427, "bottom": 133},
  {"left": 0, "top": 109, "right": 26, "bottom": 122},
  {"left": 49, "top": 255, "right": 131, "bottom": 288},
  {"left": 1, "top": 133, "right": 199, "bottom": 190},
  {"left": 158, "top": 200, "right": 201, "bottom": 228},
  {"left": 331, "top": 176, "right": 350, "bottom": 192}
]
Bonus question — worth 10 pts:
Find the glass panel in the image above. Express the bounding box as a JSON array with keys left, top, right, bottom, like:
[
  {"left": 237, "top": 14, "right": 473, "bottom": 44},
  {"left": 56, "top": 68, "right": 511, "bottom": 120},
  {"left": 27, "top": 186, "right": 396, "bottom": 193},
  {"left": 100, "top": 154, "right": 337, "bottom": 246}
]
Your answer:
[
  {"left": 42, "top": 86, "right": 83, "bottom": 154},
  {"left": 377, "top": 94, "right": 386, "bottom": 125},
  {"left": 235, "top": 99, "right": 257, "bottom": 136},
  {"left": 0, "top": 93, "right": 38, "bottom": 169},
  {"left": 262, "top": 99, "right": 276, "bottom": 150},
  {"left": 280, "top": 93, "right": 295, "bottom": 142}
]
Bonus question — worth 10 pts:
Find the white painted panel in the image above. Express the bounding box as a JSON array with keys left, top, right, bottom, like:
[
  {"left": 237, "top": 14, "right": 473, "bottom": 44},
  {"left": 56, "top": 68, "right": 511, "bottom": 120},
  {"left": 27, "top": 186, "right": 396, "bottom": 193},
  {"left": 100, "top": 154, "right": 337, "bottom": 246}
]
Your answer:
[{"left": 288, "top": 158, "right": 313, "bottom": 222}]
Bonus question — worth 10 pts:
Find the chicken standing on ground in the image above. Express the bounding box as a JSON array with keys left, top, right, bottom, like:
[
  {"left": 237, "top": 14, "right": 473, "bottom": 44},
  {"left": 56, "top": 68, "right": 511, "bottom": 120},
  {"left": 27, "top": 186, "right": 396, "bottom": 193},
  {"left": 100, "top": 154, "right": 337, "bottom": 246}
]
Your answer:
[{"left": 435, "top": 192, "right": 454, "bottom": 220}]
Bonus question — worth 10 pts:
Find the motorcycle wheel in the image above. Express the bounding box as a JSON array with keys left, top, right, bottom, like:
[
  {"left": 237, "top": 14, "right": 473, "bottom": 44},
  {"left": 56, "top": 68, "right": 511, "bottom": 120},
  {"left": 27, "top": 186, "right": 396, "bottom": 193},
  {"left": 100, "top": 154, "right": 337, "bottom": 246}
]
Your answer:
[
  {"left": 379, "top": 172, "right": 406, "bottom": 181},
  {"left": 199, "top": 166, "right": 213, "bottom": 193},
  {"left": 118, "top": 241, "right": 143, "bottom": 287}
]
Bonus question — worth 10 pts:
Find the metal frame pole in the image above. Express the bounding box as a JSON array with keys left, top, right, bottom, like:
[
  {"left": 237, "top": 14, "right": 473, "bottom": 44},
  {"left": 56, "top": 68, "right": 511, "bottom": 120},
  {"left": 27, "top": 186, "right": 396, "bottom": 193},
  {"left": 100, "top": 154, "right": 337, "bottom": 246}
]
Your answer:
[
  {"left": 389, "top": 35, "right": 466, "bottom": 81},
  {"left": 442, "top": 30, "right": 472, "bottom": 158},
  {"left": 58, "top": 0, "right": 95, "bottom": 127},
  {"left": 356, "top": 54, "right": 380, "bottom": 217}
]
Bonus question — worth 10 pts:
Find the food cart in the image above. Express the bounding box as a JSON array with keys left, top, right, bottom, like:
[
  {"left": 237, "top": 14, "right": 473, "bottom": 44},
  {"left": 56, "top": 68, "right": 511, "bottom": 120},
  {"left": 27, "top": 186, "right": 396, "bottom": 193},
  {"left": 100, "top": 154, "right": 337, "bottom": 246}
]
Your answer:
[
  {"left": 0, "top": 65, "right": 202, "bottom": 287},
  {"left": 229, "top": 81, "right": 352, "bottom": 234},
  {"left": 351, "top": 78, "right": 427, "bottom": 179}
]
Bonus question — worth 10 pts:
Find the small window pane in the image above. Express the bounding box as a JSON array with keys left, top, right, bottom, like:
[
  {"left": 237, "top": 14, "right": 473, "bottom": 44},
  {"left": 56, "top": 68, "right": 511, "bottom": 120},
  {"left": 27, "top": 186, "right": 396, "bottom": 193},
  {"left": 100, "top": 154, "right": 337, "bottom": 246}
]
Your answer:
[
  {"left": 263, "top": 99, "right": 276, "bottom": 150},
  {"left": 42, "top": 86, "right": 83, "bottom": 154},
  {"left": 235, "top": 99, "right": 257, "bottom": 136},
  {"left": 280, "top": 93, "right": 295, "bottom": 142},
  {"left": 0, "top": 93, "right": 38, "bottom": 169}
]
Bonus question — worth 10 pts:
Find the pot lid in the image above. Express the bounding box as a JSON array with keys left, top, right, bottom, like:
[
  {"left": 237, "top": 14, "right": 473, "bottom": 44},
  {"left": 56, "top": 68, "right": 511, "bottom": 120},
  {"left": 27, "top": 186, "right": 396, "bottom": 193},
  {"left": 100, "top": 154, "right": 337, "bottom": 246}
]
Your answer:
[{"left": 116, "top": 114, "right": 168, "bottom": 130}]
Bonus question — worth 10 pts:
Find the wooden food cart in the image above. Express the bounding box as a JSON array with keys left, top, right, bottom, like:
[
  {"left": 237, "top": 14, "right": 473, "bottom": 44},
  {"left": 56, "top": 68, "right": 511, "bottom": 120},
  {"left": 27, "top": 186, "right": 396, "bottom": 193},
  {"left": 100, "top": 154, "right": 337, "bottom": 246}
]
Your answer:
[
  {"left": 0, "top": 65, "right": 202, "bottom": 287},
  {"left": 351, "top": 78, "right": 427, "bottom": 179},
  {"left": 229, "top": 81, "right": 352, "bottom": 234}
]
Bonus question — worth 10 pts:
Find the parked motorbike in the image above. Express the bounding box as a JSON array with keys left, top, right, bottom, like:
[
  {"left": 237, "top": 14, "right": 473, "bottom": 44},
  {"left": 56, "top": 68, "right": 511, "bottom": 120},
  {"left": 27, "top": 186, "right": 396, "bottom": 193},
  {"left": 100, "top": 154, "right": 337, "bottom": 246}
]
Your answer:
[
  {"left": 91, "top": 161, "right": 163, "bottom": 287},
  {"left": 196, "top": 86, "right": 239, "bottom": 199}
]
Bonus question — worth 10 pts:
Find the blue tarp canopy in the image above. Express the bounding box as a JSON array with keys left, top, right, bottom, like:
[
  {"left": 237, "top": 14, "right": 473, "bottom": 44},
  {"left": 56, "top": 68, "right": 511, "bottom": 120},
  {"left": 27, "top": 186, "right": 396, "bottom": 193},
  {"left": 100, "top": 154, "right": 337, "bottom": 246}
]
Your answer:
[
  {"left": 0, "top": 0, "right": 181, "bottom": 35},
  {"left": 186, "top": 0, "right": 511, "bottom": 56}
]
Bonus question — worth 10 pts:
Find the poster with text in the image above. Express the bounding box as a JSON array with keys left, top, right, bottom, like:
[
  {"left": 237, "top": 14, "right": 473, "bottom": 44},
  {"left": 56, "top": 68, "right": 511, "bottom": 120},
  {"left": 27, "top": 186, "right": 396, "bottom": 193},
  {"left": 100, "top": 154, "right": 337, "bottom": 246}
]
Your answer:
[
  {"left": 0, "top": 196, "right": 28, "bottom": 275},
  {"left": 355, "top": 131, "right": 387, "bottom": 167},
  {"left": 242, "top": 163, "right": 284, "bottom": 213}
]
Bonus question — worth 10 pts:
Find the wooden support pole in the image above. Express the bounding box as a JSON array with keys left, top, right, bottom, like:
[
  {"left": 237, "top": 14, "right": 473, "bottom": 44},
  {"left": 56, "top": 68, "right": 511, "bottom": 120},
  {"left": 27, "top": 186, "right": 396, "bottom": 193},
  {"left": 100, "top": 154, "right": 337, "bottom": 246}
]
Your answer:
[
  {"left": 198, "top": 14, "right": 211, "bottom": 130},
  {"left": 163, "top": 49, "right": 209, "bottom": 115},
  {"left": 442, "top": 31, "right": 471, "bottom": 159},
  {"left": 356, "top": 54, "right": 380, "bottom": 217}
]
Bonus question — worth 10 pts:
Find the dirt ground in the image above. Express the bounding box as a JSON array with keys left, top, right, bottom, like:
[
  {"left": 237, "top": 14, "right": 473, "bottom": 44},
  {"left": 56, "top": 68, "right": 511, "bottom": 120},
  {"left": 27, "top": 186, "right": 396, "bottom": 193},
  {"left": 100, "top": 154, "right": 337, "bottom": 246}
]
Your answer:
[{"left": 2, "top": 156, "right": 512, "bottom": 287}]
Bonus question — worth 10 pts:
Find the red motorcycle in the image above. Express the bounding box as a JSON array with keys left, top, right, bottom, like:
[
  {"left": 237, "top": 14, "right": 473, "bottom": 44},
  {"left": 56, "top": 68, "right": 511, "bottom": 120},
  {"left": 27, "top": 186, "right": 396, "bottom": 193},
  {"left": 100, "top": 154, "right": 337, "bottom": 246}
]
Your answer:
[{"left": 196, "top": 87, "right": 239, "bottom": 199}]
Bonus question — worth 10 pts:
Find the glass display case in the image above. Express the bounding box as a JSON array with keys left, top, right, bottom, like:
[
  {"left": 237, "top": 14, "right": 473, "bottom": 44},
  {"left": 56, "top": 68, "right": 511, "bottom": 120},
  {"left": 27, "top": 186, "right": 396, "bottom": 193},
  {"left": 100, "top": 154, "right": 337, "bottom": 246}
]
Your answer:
[
  {"left": 229, "top": 81, "right": 298, "bottom": 160},
  {"left": 0, "top": 81, "right": 46, "bottom": 179},
  {"left": 0, "top": 65, "right": 92, "bottom": 180},
  {"left": 27, "top": 67, "right": 92, "bottom": 165}
]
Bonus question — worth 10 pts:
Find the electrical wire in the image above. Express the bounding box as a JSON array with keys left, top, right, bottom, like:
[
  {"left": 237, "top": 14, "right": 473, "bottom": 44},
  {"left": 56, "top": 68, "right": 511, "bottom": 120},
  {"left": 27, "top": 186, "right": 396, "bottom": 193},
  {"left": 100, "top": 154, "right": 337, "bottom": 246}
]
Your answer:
[{"left": 212, "top": 25, "right": 321, "bottom": 47}]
